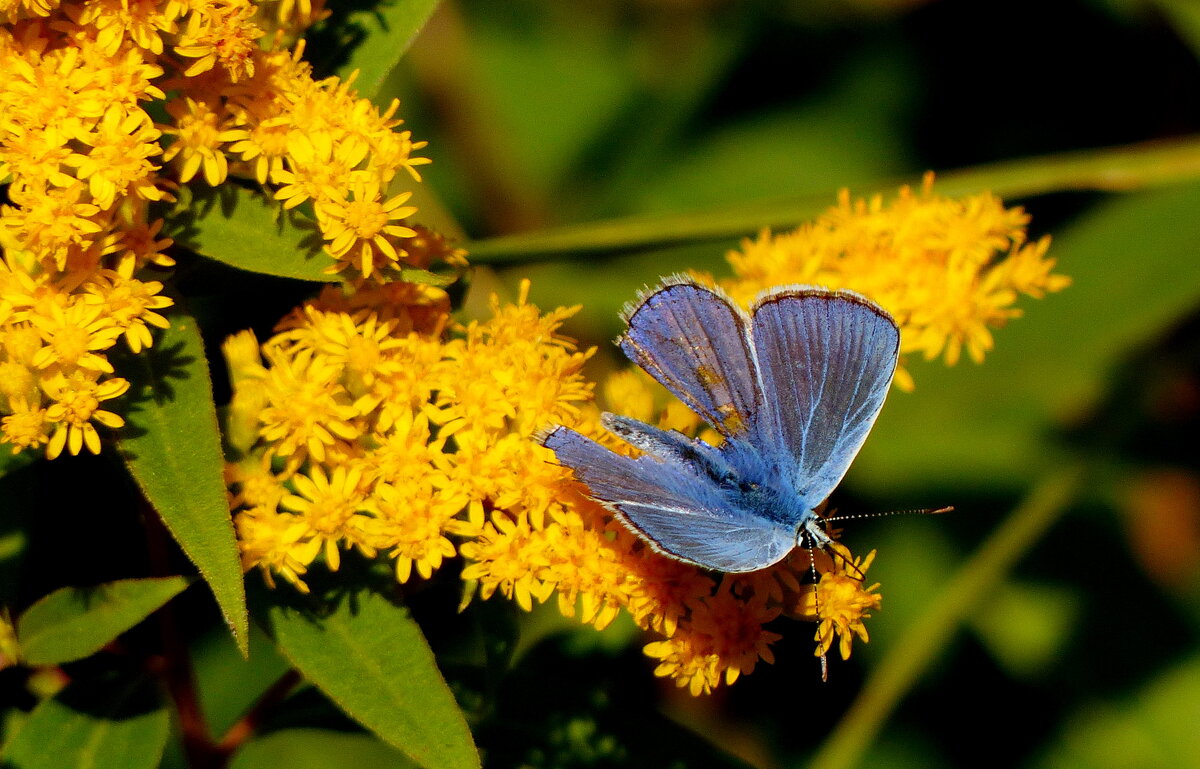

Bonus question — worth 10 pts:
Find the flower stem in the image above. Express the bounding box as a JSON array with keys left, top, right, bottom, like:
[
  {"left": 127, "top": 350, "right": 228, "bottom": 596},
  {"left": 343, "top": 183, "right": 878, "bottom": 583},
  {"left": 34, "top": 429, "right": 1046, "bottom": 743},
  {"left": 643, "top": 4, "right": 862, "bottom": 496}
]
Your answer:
[
  {"left": 143, "top": 500, "right": 222, "bottom": 769},
  {"left": 216, "top": 669, "right": 301, "bottom": 754},
  {"left": 807, "top": 464, "right": 1087, "bottom": 769}
]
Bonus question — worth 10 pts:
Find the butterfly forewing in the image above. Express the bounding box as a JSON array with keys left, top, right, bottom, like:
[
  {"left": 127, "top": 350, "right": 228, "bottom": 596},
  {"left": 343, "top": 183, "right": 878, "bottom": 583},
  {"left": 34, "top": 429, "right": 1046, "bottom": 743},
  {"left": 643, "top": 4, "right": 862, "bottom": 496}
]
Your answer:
[
  {"left": 749, "top": 289, "right": 899, "bottom": 508},
  {"left": 543, "top": 426, "right": 795, "bottom": 572},
  {"left": 619, "top": 278, "right": 761, "bottom": 438}
]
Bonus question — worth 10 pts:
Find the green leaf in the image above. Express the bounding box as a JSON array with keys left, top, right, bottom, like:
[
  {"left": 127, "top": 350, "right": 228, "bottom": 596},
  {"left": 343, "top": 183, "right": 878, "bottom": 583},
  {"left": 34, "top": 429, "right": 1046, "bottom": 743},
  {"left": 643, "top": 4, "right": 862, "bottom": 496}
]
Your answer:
[
  {"left": 330, "top": 0, "right": 443, "bottom": 102},
  {"left": 465, "top": 135, "right": 1200, "bottom": 263},
  {"left": 0, "top": 669, "right": 169, "bottom": 769},
  {"left": 258, "top": 586, "right": 479, "bottom": 769},
  {"left": 230, "top": 729, "right": 421, "bottom": 769},
  {"left": 117, "top": 309, "right": 248, "bottom": 655},
  {"left": 165, "top": 186, "right": 340, "bottom": 282},
  {"left": 16, "top": 577, "right": 190, "bottom": 666},
  {"left": 854, "top": 181, "right": 1200, "bottom": 493}
]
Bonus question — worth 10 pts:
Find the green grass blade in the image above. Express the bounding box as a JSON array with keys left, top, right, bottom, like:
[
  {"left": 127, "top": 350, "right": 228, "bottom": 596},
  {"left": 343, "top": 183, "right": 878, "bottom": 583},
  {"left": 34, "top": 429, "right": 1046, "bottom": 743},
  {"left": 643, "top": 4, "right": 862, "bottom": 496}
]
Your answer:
[{"left": 466, "top": 135, "right": 1200, "bottom": 263}]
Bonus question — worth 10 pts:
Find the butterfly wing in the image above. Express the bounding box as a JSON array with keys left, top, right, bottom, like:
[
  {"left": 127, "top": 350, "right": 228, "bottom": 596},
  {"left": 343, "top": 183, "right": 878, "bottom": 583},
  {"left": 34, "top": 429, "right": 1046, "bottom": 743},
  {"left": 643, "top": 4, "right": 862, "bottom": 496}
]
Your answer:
[
  {"left": 618, "top": 277, "right": 761, "bottom": 438},
  {"left": 542, "top": 425, "right": 795, "bottom": 572},
  {"left": 748, "top": 288, "right": 899, "bottom": 509}
]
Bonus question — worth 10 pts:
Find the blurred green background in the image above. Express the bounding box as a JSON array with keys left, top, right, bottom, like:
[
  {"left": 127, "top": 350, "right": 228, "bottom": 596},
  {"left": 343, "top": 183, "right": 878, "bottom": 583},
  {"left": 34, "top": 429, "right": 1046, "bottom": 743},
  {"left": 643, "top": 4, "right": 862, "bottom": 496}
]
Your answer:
[{"left": 383, "top": 0, "right": 1200, "bottom": 766}]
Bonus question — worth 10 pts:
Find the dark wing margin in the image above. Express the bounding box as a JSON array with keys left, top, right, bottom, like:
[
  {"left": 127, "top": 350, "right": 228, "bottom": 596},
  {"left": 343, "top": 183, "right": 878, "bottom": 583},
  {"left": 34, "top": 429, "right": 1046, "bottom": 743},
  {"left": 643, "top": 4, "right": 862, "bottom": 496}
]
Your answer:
[
  {"left": 618, "top": 276, "right": 761, "bottom": 438},
  {"left": 748, "top": 288, "right": 899, "bottom": 508},
  {"left": 541, "top": 426, "right": 795, "bottom": 572}
]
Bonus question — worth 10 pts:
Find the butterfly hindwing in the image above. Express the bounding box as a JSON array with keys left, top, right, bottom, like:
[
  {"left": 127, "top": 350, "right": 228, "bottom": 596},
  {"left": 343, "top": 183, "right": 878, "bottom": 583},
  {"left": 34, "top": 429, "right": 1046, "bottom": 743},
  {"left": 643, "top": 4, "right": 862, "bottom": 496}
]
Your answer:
[{"left": 542, "top": 425, "right": 795, "bottom": 572}]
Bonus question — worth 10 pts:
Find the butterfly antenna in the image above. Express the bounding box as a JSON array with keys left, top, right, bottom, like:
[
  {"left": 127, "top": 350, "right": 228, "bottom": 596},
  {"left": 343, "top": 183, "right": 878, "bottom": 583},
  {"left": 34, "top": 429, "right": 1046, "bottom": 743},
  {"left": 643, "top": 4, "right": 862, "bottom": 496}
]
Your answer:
[
  {"left": 821, "top": 505, "right": 954, "bottom": 525},
  {"left": 799, "top": 529, "right": 829, "bottom": 682}
]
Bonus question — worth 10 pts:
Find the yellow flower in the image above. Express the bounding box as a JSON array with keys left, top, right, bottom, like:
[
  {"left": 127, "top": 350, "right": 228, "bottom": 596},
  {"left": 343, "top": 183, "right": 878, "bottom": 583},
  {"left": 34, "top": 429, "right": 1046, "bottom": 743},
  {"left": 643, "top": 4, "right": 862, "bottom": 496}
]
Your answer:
[
  {"left": 366, "top": 481, "right": 464, "bottom": 583},
  {"left": 265, "top": 0, "right": 328, "bottom": 28},
  {"left": 1, "top": 399, "right": 50, "bottom": 454},
  {"left": 257, "top": 347, "right": 362, "bottom": 465},
  {"left": 799, "top": 544, "right": 883, "bottom": 661},
  {"left": 2, "top": 0, "right": 60, "bottom": 19},
  {"left": 1, "top": 181, "right": 104, "bottom": 269},
  {"left": 272, "top": 130, "right": 369, "bottom": 209},
  {"left": 225, "top": 455, "right": 286, "bottom": 512},
  {"left": 42, "top": 370, "right": 128, "bottom": 458},
  {"left": 109, "top": 217, "right": 175, "bottom": 278},
  {"left": 225, "top": 115, "right": 292, "bottom": 185},
  {"left": 81, "top": 270, "right": 173, "bottom": 354},
  {"left": 159, "top": 96, "right": 240, "bottom": 185},
  {"left": 645, "top": 583, "right": 781, "bottom": 696},
  {"left": 173, "top": 0, "right": 262, "bottom": 81},
  {"left": 72, "top": 0, "right": 180, "bottom": 56},
  {"left": 28, "top": 299, "right": 123, "bottom": 373},
  {"left": 63, "top": 104, "right": 164, "bottom": 209},
  {"left": 315, "top": 179, "right": 418, "bottom": 277},
  {"left": 235, "top": 505, "right": 321, "bottom": 593},
  {"left": 0, "top": 0, "right": 435, "bottom": 460},
  {"left": 279, "top": 463, "right": 369, "bottom": 572},
  {"left": 459, "top": 512, "right": 555, "bottom": 611}
]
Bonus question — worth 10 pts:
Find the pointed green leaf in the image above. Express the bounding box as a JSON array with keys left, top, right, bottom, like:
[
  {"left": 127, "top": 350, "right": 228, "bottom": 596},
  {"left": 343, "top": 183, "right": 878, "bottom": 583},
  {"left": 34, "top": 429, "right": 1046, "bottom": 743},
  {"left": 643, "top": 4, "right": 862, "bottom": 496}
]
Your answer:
[
  {"left": 259, "top": 587, "right": 479, "bottom": 769},
  {"left": 329, "top": 0, "right": 442, "bottom": 101},
  {"left": 230, "top": 729, "right": 421, "bottom": 769},
  {"left": 0, "top": 670, "right": 169, "bottom": 769},
  {"left": 117, "top": 309, "right": 248, "bottom": 655},
  {"left": 17, "top": 577, "right": 191, "bottom": 666}
]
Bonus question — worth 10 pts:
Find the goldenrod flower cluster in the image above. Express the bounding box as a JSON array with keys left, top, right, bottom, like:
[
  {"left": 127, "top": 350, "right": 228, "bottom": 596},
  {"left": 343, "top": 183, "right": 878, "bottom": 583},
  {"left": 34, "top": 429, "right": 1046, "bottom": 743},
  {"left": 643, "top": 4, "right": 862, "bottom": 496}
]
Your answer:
[
  {"left": 0, "top": 0, "right": 432, "bottom": 458},
  {"left": 715, "top": 173, "right": 1071, "bottom": 390}
]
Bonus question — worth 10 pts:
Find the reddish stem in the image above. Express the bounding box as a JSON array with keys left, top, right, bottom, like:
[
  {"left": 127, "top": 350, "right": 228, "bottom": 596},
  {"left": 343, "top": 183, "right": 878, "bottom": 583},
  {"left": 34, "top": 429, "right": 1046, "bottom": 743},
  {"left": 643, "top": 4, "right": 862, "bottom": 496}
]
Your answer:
[
  {"left": 143, "top": 501, "right": 224, "bottom": 769},
  {"left": 216, "top": 669, "right": 302, "bottom": 755}
]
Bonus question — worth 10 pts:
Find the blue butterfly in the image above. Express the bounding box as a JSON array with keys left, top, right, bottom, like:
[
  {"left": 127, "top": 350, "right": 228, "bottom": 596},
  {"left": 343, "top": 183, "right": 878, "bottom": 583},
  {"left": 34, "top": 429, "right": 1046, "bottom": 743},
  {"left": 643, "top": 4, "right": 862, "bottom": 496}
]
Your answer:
[{"left": 541, "top": 276, "right": 900, "bottom": 573}]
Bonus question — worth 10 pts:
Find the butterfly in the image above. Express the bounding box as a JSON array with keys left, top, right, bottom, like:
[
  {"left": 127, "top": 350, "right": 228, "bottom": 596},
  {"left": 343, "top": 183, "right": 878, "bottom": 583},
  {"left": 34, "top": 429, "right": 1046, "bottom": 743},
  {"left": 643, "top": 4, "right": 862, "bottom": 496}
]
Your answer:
[{"left": 540, "top": 275, "right": 900, "bottom": 573}]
